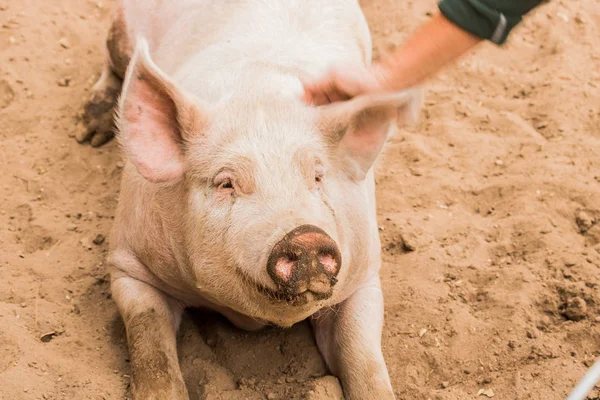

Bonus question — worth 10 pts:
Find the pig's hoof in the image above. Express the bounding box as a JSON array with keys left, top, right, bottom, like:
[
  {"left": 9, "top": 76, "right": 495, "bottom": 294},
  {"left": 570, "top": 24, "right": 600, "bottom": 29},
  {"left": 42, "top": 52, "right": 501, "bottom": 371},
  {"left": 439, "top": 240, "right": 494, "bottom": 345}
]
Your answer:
[{"left": 77, "top": 69, "right": 122, "bottom": 147}]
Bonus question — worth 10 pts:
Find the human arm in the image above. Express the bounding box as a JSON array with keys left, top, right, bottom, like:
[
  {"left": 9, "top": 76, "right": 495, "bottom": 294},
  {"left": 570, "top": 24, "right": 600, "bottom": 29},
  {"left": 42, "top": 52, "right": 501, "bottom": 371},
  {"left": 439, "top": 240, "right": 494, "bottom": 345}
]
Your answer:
[{"left": 303, "top": 0, "right": 546, "bottom": 105}]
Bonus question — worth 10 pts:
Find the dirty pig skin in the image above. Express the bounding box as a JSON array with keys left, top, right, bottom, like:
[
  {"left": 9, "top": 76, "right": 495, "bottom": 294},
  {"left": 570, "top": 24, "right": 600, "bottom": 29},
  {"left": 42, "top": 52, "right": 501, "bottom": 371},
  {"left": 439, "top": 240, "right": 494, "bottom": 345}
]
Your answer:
[{"left": 80, "top": 0, "right": 422, "bottom": 399}]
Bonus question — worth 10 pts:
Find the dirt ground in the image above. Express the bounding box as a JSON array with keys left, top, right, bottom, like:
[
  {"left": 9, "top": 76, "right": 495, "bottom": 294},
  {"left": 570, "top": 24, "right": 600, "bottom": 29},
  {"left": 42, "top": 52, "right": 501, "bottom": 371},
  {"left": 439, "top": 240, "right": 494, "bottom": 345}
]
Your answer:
[{"left": 1, "top": 0, "right": 600, "bottom": 399}]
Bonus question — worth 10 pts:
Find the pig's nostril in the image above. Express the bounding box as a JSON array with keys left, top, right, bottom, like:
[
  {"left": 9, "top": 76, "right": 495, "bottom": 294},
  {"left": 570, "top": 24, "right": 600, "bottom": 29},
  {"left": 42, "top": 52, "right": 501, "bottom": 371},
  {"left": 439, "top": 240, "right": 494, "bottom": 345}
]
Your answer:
[
  {"left": 267, "top": 225, "right": 341, "bottom": 301},
  {"left": 318, "top": 253, "right": 338, "bottom": 275},
  {"left": 274, "top": 255, "right": 296, "bottom": 281}
]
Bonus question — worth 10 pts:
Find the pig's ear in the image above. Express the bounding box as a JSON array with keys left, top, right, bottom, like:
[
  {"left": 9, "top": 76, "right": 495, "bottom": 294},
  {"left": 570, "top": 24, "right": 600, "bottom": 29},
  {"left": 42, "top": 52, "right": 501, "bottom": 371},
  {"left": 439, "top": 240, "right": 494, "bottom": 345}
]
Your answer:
[
  {"left": 317, "top": 89, "right": 422, "bottom": 179},
  {"left": 117, "top": 38, "right": 207, "bottom": 183}
]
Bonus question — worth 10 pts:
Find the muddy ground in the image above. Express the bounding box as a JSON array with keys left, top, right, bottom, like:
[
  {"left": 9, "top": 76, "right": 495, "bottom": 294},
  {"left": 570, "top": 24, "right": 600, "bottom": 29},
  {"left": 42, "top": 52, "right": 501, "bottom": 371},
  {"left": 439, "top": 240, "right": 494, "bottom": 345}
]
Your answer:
[{"left": 1, "top": 0, "right": 600, "bottom": 399}]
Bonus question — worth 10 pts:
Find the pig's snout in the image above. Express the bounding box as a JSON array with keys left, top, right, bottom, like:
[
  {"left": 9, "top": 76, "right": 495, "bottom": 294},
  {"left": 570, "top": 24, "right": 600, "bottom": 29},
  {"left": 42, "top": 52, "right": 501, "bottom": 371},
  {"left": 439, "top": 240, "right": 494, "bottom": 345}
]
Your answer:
[{"left": 267, "top": 225, "right": 341, "bottom": 301}]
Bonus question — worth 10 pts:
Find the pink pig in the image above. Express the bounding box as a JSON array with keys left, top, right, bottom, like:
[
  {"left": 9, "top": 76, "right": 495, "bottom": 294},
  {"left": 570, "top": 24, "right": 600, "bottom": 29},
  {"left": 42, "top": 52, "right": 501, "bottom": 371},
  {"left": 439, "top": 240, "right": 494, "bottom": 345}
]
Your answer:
[{"left": 81, "top": 0, "right": 421, "bottom": 399}]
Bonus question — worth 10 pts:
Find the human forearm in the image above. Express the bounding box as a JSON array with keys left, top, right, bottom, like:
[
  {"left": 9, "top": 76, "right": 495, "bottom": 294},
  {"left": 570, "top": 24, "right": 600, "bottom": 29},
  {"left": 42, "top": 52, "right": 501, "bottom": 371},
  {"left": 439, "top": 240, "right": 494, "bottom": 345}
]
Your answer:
[{"left": 372, "top": 11, "right": 481, "bottom": 92}]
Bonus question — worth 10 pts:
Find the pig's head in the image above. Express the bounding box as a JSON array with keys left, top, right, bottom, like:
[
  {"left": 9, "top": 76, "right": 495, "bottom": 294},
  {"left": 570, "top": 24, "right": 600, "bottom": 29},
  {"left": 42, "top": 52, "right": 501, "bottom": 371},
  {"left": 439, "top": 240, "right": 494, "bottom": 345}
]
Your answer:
[{"left": 117, "top": 39, "right": 421, "bottom": 326}]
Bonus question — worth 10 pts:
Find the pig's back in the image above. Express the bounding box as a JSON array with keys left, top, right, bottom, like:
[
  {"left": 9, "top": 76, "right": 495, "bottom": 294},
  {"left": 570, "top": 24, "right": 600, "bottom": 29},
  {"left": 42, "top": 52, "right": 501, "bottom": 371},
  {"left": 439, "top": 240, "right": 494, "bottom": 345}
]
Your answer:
[{"left": 121, "top": 0, "right": 371, "bottom": 102}]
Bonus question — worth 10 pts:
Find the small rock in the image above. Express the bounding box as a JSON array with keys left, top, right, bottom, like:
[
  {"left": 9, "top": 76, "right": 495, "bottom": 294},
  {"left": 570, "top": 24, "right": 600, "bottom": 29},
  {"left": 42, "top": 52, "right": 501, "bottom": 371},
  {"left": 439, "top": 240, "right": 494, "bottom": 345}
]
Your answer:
[
  {"left": 40, "top": 331, "right": 57, "bottom": 342},
  {"left": 92, "top": 234, "right": 105, "bottom": 245},
  {"left": 576, "top": 210, "right": 595, "bottom": 233},
  {"left": 307, "top": 376, "right": 343, "bottom": 400},
  {"left": 57, "top": 77, "right": 71, "bottom": 87},
  {"left": 266, "top": 393, "right": 278, "bottom": 400},
  {"left": 58, "top": 37, "right": 70, "bottom": 49},
  {"left": 526, "top": 329, "right": 539, "bottom": 339},
  {"left": 563, "top": 297, "right": 587, "bottom": 321},
  {"left": 441, "top": 381, "right": 450, "bottom": 389},
  {"left": 66, "top": 223, "right": 77, "bottom": 231},
  {"left": 556, "top": 12, "right": 569, "bottom": 22},
  {"left": 80, "top": 237, "right": 93, "bottom": 251},
  {"left": 409, "top": 167, "right": 422, "bottom": 177},
  {"left": 563, "top": 256, "right": 577, "bottom": 267},
  {"left": 477, "top": 388, "right": 495, "bottom": 398},
  {"left": 400, "top": 231, "right": 418, "bottom": 252}
]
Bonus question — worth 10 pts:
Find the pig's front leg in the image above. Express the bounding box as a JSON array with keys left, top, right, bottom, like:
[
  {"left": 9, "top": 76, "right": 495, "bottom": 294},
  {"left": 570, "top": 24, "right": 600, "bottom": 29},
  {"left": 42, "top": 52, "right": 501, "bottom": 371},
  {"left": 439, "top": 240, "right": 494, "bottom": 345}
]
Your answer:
[
  {"left": 311, "top": 273, "right": 395, "bottom": 400},
  {"left": 111, "top": 273, "right": 189, "bottom": 400}
]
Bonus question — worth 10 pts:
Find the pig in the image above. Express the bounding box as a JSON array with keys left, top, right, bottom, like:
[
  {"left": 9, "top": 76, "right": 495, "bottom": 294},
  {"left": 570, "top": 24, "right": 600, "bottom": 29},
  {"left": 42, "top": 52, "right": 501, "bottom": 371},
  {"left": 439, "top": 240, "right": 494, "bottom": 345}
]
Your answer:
[{"left": 81, "top": 0, "right": 421, "bottom": 399}]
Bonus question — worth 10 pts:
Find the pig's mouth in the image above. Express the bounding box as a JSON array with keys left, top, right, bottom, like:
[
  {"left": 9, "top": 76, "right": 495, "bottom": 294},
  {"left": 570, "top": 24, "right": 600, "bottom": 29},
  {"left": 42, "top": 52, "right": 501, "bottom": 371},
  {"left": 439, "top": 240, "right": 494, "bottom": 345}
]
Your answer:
[
  {"left": 257, "top": 281, "right": 334, "bottom": 306},
  {"left": 234, "top": 266, "right": 334, "bottom": 307}
]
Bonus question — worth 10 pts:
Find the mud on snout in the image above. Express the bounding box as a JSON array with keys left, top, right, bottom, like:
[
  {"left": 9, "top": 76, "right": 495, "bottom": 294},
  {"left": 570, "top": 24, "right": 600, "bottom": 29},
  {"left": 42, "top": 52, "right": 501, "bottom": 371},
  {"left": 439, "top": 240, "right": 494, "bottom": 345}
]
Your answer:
[{"left": 261, "top": 224, "right": 341, "bottom": 306}]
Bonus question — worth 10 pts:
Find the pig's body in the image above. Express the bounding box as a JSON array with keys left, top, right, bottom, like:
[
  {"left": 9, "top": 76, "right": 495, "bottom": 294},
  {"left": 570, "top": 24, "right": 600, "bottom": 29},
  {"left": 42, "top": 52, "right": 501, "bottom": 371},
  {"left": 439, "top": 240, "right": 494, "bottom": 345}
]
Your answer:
[
  {"left": 84, "top": 1, "right": 420, "bottom": 399},
  {"left": 112, "top": 0, "right": 378, "bottom": 327}
]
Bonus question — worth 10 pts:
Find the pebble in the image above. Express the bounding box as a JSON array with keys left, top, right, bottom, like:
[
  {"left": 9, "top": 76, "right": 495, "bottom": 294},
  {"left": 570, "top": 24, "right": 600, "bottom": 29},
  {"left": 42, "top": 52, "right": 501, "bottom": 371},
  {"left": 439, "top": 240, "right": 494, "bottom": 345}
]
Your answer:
[
  {"left": 563, "top": 256, "right": 577, "bottom": 267},
  {"left": 526, "top": 329, "right": 539, "bottom": 339},
  {"left": 92, "top": 234, "right": 105, "bottom": 245},
  {"left": 400, "top": 231, "right": 418, "bottom": 252},
  {"left": 57, "top": 77, "right": 71, "bottom": 87},
  {"left": 563, "top": 297, "right": 587, "bottom": 321},
  {"left": 80, "top": 237, "right": 93, "bottom": 251},
  {"left": 441, "top": 381, "right": 449, "bottom": 389},
  {"left": 58, "top": 37, "right": 70, "bottom": 49},
  {"left": 40, "top": 331, "right": 57, "bottom": 343},
  {"left": 575, "top": 210, "right": 595, "bottom": 233}
]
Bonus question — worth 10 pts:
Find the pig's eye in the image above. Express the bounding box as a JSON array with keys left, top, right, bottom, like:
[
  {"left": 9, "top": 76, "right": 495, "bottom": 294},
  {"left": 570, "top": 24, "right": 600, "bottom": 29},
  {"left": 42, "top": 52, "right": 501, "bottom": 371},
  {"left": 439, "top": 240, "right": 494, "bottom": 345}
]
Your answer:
[
  {"left": 214, "top": 171, "right": 235, "bottom": 194},
  {"left": 220, "top": 180, "right": 233, "bottom": 189},
  {"left": 315, "top": 168, "right": 324, "bottom": 184}
]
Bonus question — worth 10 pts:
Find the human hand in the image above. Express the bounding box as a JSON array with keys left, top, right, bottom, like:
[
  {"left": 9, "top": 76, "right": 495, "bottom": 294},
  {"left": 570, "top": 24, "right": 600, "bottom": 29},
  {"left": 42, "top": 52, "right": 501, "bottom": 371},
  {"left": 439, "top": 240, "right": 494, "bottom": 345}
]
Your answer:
[{"left": 301, "top": 63, "right": 392, "bottom": 106}]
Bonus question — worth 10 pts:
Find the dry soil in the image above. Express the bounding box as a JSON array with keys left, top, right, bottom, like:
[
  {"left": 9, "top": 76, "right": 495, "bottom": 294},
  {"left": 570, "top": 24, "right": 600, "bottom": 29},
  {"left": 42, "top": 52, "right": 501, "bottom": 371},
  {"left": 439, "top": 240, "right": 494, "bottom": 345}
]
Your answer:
[{"left": 1, "top": 0, "right": 600, "bottom": 399}]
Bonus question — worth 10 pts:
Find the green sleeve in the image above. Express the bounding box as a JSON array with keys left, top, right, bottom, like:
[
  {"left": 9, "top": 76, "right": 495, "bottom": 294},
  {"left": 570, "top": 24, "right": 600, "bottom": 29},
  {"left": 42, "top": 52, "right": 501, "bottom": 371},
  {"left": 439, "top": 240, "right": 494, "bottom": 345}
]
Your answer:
[{"left": 438, "top": 0, "right": 545, "bottom": 45}]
